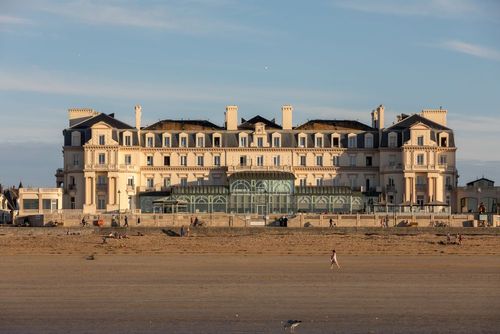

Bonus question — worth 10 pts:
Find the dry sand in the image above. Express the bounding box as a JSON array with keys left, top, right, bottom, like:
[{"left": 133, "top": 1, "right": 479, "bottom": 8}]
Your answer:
[{"left": 0, "top": 228, "right": 499, "bottom": 333}]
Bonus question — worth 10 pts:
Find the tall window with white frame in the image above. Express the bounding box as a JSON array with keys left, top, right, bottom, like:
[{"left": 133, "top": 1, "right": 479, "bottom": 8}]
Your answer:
[
  {"left": 273, "top": 136, "right": 280, "bottom": 147},
  {"left": 214, "top": 155, "right": 221, "bottom": 166},
  {"left": 300, "top": 155, "right": 306, "bottom": 167},
  {"left": 163, "top": 135, "right": 171, "bottom": 147},
  {"left": 332, "top": 155, "right": 339, "bottom": 166},
  {"left": 125, "top": 154, "right": 132, "bottom": 165},
  {"left": 197, "top": 155, "right": 204, "bottom": 166},
  {"left": 348, "top": 135, "right": 357, "bottom": 148},
  {"left": 416, "top": 154, "right": 424, "bottom": 166},
  {"left": 315, "top": 135, "right": 323, "bottom": 148},
  {"left": 99, "top": 135, "right": 105, "bottom": 145},
  {"left": 73, "top": 153, "right": 79, "bottom": 166},
  {"left": 125, "top": 135, "right": 131, "bottom": 146},
  {"left": 365, "top": 134, "right": 373, "bottom": 148},
  {"left": 257, "top": 137, "right": 264, "bottom": 148},
  {"left": 316, "top": 178, "right": 323, "bottom": 186},
  {"left": 163, "top": 155, "right": 170, "bottom": 166},
  {"left": 180, "top": 136, "right": 187, "bottom": 148},
  {"left": 299, "top": 136, "right": 306, "bottom": 148},
  {"left": 256, "top": 155, "right": 264, "bottom": 166},
  {"left": 197, "top": 135, "right": 204, "bottom": 148},
  {"left": 147, "top": 178, "right": 154, "bottom": 189},
  {"left": 273, "top": 155, "right": 280, "bottom": 166},
  {"left": 163, "top": 177, "right": 171, "bottom": 188},
  {"left": 180, "top": 155, "right": 187, "bottom": 166},
  {"left": 299, "top": 178, "right": 306, "bottom": 187},
  {"left": 239, "top": 135, "right": 247, "bottom": 147},
  {"left": 147, "top": 136, "right": 154, "bottom": 148},
  {"left": 146, "top": 155, "right": 153, "bottom": 166},
  {"left": 316, "top": 155, "right": 323, "bottom": 166},
  {"left": 180, "top": 177, "right": 188, "bottom": 187},
  {"left": 417, "top": 136, "right": 424, "bottom": 146},
  {"left": 98, "top": 153, "right": 106, "bottom": 165},
  {"left": 439, "top": 154, "right": 447, "bottom": 165}
]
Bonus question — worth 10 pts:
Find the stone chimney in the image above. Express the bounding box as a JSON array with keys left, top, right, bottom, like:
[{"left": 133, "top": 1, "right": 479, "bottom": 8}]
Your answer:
[
  {"left": 225, "top": 105, "right": 238, "bottom": 131},
  {"left": 68, "top": 108, "right": 99, "bottom": 127},
  {"left": 281, "top": 105, "right": 293, "bottom": 130},
  {"left": 135, "top": 105, "right": 142, "bottom": 130},
  {"left": 371, "top": 104, "right": 385, "bottom": 129},
  {"left": 420, "top": 108, "right": 447, "bottom": 127}
]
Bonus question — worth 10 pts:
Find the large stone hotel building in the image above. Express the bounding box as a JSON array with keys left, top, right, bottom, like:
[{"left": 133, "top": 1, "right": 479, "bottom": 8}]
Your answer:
[{"left": 56, "top": 105, "right": 457, "bottom": 215}]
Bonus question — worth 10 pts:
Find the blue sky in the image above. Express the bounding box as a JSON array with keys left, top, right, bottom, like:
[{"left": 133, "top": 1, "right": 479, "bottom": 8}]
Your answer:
[{"left": 1, "top": 0, "right": 499, "bottom": 187}]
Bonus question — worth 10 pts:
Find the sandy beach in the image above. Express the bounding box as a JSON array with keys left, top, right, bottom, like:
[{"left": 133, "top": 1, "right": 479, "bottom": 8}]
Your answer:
[{"left": 0, "top": 228, "right": 499, "bottom": 333}]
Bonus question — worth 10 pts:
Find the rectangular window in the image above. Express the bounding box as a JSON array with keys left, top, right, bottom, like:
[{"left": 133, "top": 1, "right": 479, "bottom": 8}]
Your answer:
[
  {"left": 70, "top": 197, "right": 76, "bottom": 209},
  {"left": 23, "top": 199, "right": 39, "bottom": 210},
  {"left": 97, "top": 196, "right": 106, "bottom": 210},
  {"left": 348, "top": 136, "right": 357, "bottom": 148},
  {"left": 240, "top": 136, "right": 247, "bottom": 147},
  {"left": 147, "top": 155, "right": 153, "bottom": 166},
  {"left": 416, "top": 154, "right": 424, "bottom": 165},
  {"left": 147, "top": 178, "right": 154, "bottom": 188},
  {"left": 332, "top": 136, "right": 340, "bottom": 147},
  {"left": 197, "top": 177, "right": 204, "bottom": 186},
  {"left": 440, "top": 137, "right": 448, "bottom": 147},
  {"left": 299, "top": 136, "right": 306, "bottom": 148},
  {"left": 163, "top": 155, "right": 170, "bottom": 166},
  {"left": 147, "top": 136, "right": 154, "bottom": 147},
  {"left": 73, "top": 154, "right": 79, "bottom": 166},
  {"left": 99, "top": 135, "right": 105, "bottom": 145},
  {"left": 316, "top": 155, "right": 323, "bottom": 166},
  {"left": 365, "top": 136, "right": 373, "bottom": 148},
  {"left": 240, "top": 156, "right": 247, "bottom": 166},
  {"left": 180, "top": 155, "right": 187, "bottom": 166},
  {"left": 273, "top": 137, "right": 280, "bottom": 147},
  {"left": 180, "top": 136, "right": 187, "bottom": 148},
  {"left": 439, "top": 155, "right": 447, "bottom": 165},
  {"left": 127, "top": 177, "right": 134, "bottom": 187},
  {"left": 316, "top": 136, "right": 323, "bottom": 148},
  {"left": 125, "top": 135, "right": 131, "bottom": 146},
  {"left": 366, "top": 156, "right": 372, "bottom": 167},
  {"left": 125, "top": 154, "right": 132, "bottom": 165},
  {"left": 180, "top": 178, "right": 188, "bottom": 187},
  {"left": 197, "top": 136, "right": 204, "bottom": 147},
  {"left": 300, "top": 155, "right": 306, "bottom": 166},
  {"left": 299, "top": 179, "right": 307, "bottom": 187},
  {"left": 332, "top": 155, "right": 340, "bottom": 166},
  {"left": 163, "top": 136, "right": 171, "bottom": 147},
  {"left": 163, "top": 177, "right": 171, "bottom": 187},
  {"left": 257, "top": 137, "right": 263, "bottom": 147},
  {"left": 197, "top": 155, "right": 204, "bottom": 166},
  {"left": 214, "top": 155, "right": 221, "bottom": 166},
  {"left": 273, "top": 155, "right": 280, "bottom": 166},
  {"left": 417, "top": 136, "right": 424, "bottom": 146},
  {"left": 316, "top": 178, "right": 323, "bottom": 186},
  {"left": 256, "top": 156, "right": 264, "bottom": 166},
  {"left": 98, "top": 153, "right": 105, "bottom": 165},
  {"left": 416, "top": 175, "right": 425, "bottom": 185},
  {"left": 349, "top": 155, "right": 356, "bottom": 167},
  {"left": 388, "top": 154, "right": 396, "bottom": 166},
  {"left": 389, "top": 135, "right": 397, "bottom": 148},
  {"left": 97, "top": 175, "right": 107, "bottom": 185},
  {"left": 213, "top": 136, "right": 221, "bottom": 147}
]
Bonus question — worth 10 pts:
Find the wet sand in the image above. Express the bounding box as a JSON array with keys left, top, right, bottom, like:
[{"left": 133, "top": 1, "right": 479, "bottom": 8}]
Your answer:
[{"left": 1, "top": 254, "right": 499, "bottom": 333}]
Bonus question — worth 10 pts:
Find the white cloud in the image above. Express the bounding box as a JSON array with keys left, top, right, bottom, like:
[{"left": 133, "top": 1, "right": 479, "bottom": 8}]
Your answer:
[
  {"left": 441, "top": 40, "right": 500, "bottom": 62},
  {"left": 0, "top": 15, "right": 33, "bottom": 25},
  {"left": 33, "top": 0, "right": 258, "bottom": 34},
  {"left": 333, "top": 0, "right": 488, "bottom": 19}
]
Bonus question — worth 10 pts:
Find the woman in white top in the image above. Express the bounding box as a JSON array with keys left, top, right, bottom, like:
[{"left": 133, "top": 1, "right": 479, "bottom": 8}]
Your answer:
[{"left": 330, "top": 249, "right": 340, "bottom": 269}]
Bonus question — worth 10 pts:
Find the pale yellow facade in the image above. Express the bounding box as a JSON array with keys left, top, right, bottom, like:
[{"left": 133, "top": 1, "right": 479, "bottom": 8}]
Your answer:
[{"left": 57, "top": 105, "right": 457, "bottom": 214}]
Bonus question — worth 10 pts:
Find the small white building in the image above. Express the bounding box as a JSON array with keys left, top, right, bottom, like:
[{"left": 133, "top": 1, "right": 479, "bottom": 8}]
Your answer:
[{"left": 18, "top": 188, "right": 63, "bottom": 216}]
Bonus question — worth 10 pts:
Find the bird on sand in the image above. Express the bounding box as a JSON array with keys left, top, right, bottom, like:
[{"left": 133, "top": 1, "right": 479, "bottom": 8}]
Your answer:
[{"left": 282, "top": 320, "right": 302, "bottom": 332}]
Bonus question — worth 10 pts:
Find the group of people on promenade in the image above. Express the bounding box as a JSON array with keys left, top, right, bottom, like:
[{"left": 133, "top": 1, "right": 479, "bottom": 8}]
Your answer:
[{"left": 81, "top": 215, "right": 141, "bottom": 228}]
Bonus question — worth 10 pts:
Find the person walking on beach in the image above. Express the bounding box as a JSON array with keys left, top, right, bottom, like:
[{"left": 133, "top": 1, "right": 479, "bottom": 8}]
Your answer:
[
  {"left": 136, "top": 217, "right": 141, "bottom": 225},
  {"left": 446, "top": 233, "right": 451, "bottom": 244},
  {"left": 458, "top": 233, "right": 463, "bottom": 246},
  {"left": 123, "top": 215, "right": 129, "bottom": 227},
  {"left": 330, "top": 250, "right": 340, "bottom": 270},
  {"left": 329, "top": 218, "right": 333, "bottom": 228}
]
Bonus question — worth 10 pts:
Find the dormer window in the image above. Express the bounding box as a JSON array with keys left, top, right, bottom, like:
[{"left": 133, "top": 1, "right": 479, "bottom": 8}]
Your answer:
[
  {"left": 179, "top": 133, "right": 188, "bottom": 148},
  {"left": 146, "top": 135, "right": 154, "bottom": 148},
  {"left": 348, "top": 134, "right": 357, "bottom": 148},
  {"left": 272, "top": 133, "right": 281, "bottom": 147},
  {"left": 315, "top": 134, "right": 323, "bottom": 148},
  {"left": 331, "top": 134, "right": 340, "bottom": 148},
  {"left": 417, "top": 136, "right": 424, "bottom": 146},
  {"left": 365, "top": 134, "right": 373, "bottom": 148},
  {"left": 71, "top": 131, "right": 81, "bottom": 146},
  {"left": 257, "top": 137, "right": 264, "bottom": 147},
  {"left": 298, "top": 134, "right": 307, "bottom": 148},
  {"left": 439, "top": 133, "right": 448, "bottom": 147},
  {"left": 213, "top": 133, "right": 222, "bottom": 147},
  {"left": 239, "top": 133, "right": 248, "bottom": 147},
  {"left": 388, "top": 132, "right": 397, "bottom": 148},
  {"left": 196, "top": 134, "right": 205, "bottom": 148},
  {"left": 99, "top": 135, "right": 105, "bottom": 145},
  {"left": 124, "top": 135, "right": 132, "bottom": 146},
  {"left": 163, "top": 133, "right": 171, "bottom": 147}
]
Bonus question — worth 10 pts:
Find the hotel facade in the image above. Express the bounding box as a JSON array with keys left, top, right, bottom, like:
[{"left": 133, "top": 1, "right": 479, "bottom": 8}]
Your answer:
[{"left": 56, "top": 105, "right": 457, "bottom": 215}]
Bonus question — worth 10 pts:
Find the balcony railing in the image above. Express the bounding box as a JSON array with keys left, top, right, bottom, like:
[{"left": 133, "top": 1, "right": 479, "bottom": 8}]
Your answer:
[{"left": 228, "top": 165, "right": 293, "bottom": 173}]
